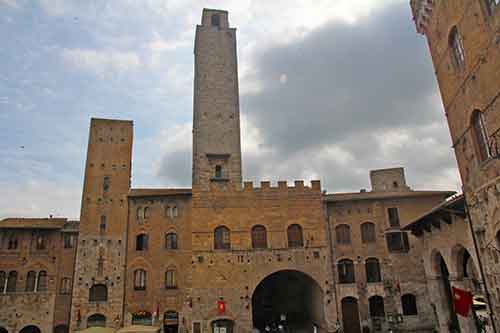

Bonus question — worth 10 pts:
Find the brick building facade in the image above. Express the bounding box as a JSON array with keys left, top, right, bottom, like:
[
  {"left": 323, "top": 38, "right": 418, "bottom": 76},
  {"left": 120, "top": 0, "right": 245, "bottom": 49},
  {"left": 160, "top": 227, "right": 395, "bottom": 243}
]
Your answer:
[{"left": 0, "top": 6, "right": 490, "bottom": 333}]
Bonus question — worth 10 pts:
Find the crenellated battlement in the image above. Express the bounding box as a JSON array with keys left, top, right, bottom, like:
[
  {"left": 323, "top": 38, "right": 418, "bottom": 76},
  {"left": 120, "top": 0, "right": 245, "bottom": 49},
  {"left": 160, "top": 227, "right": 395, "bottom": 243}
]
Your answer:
[{"left": 241, "top": 179, "right": 321, "bottom": 192}]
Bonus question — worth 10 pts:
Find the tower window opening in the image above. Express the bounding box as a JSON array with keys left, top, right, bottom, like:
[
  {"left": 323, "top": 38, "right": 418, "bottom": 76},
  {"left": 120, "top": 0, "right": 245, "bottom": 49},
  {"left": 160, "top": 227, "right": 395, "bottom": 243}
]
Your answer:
[
  {"left": 215, "top": 165, "right": 223, "bottom": 178},
  {"left": 103, "top": 176, "right": 110, "bottom": 192},
  {"left": 211, "top": 14, "right": 220, "bottom": 27},
  {"left": 449, "top": 26, "right": 465, "bottom": 70}
]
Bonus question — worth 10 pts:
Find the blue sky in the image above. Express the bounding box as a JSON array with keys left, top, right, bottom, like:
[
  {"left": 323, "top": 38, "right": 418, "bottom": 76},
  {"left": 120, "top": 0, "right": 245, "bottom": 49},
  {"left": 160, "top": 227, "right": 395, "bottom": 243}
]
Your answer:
[{"left": 0, "top": 0, "right": 461, "bottom": 219}]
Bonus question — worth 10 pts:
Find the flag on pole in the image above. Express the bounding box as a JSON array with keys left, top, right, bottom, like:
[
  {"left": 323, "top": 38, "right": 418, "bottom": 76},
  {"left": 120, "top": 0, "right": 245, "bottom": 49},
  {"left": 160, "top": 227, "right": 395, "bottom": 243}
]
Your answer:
[{"left": 452, "top": 287, "right": 473, "bottom": 317}]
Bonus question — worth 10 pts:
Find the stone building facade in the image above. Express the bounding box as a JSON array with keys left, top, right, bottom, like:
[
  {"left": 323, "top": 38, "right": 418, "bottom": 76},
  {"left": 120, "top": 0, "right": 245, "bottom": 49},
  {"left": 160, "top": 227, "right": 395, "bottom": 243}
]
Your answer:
[
  {"left": 411, "top": 0, "right": 500, "bottom": 330},
  {"left": 326, "top": 168, "right": 453, "bottom": 332},
  {"left": 0, "top": 7, "right": 490, "bottom": 333},
  {"left": 0, "top": 218, "right": 78, "bottom": 333}
]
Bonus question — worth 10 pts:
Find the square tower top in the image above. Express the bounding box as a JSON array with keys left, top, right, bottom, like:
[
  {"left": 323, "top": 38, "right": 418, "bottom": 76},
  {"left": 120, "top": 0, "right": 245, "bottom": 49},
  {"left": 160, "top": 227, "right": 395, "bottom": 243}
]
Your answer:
[
  {"left": 370, "top": 167, "right": 411, "bottom": 192},
  {"left": 201, "top": 8, "right": 230, "bottom": 29}
]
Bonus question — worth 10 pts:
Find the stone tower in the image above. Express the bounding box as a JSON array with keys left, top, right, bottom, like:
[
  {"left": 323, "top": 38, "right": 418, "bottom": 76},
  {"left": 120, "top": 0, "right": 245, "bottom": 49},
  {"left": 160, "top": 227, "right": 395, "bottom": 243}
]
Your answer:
[
  {"left": 70, "top": 118, "right": 133, "bottom": 331},
  {"left": 192, "top": 8, "right": 242, "bottom": 190}
]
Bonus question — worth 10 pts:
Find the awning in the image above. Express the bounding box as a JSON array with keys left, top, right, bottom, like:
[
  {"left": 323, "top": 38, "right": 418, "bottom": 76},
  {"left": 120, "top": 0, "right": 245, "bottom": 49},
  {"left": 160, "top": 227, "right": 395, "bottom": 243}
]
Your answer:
[{"left": 117, "top": 325, "right": 160, "bottom": 333}]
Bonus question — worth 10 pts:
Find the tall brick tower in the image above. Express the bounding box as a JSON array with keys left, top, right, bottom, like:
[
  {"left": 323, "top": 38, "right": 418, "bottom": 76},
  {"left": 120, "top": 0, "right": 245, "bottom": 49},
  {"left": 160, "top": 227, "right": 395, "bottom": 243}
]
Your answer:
[
  {"left": 192, "top": 8, "right": 242, "bottom": 190},
  {"left": 70, "top": 118, "right": 133, "bottom": 331}
]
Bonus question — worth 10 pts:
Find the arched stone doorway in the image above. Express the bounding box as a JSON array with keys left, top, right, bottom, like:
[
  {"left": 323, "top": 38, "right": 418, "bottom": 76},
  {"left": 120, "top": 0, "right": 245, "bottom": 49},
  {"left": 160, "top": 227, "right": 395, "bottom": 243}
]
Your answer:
[
  {"left": 434, "top": 252, "right": 460, "bottom": 332},
  {"left": 164, "top": 311, "right": 179, "bottom": 333},
  {"left": 87, "top": 313, "right": 106, "bottom": 328},
  {"left": 341, "top": 297, "right": 361, "bottom": 333},
  {"left": 19, "top": 326, "right": 41, "bottom": 333},
  {"left": 252, "top": 270, "right": 325, "bottom": 332},
  {"left": 211, "top": 319, "right": 234, "bottom": 333},
  {"left": 132, "top": 311, "right": 153, "bottom": 326}
]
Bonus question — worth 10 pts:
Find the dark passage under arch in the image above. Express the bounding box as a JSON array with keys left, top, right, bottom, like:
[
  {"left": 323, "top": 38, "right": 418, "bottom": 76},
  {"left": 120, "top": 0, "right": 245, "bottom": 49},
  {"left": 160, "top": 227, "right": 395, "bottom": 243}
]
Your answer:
[{"left": 252, "top": 270, "right": 324, "bottom": 332}]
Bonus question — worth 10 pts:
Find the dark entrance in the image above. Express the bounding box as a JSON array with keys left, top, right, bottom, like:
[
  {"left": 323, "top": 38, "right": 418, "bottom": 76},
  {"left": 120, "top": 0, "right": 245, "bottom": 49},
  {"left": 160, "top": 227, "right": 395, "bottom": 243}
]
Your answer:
[
  {"left": 164, "top": 311, "right": 179, "bottom": 333},
  {"left": 0, "top": 327, "right": 7, "bottom": 333},
  {"left": 19, "top": 326, "right": 41, "bottom": 333},
  {"left": 438, "top": 254, "right": 461, "bottom": 332},
  {"left": 341, "top": 297, "right": 361, "bottom": 333},
  {"left": 211, "top": 319, "right": 234, "bottom": 333},
  {"left": 252, "top": 270, "right": 324, "bottom": 332},
  {"left": 53, "top": 325, "right": 69, "bottom": 333}
]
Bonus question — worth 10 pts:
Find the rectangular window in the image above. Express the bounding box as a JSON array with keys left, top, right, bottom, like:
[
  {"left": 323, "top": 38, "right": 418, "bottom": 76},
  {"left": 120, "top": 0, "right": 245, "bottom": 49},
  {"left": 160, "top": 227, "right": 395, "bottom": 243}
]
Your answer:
[
  {"left": 388, "top": 208, "right": 400, "bottom": 227},
  {"left": 63, "top": 234, "right": 75, "bottom": 248},
  {"left": 385, "top": 232, "right": 409, "bottom": 253}
]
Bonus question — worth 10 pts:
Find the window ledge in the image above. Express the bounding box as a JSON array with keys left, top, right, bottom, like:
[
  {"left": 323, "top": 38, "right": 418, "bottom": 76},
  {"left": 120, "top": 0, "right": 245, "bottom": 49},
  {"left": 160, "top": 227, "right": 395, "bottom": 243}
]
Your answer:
[{"left": 210, "top": 177, "right": 230, "bottom": 182}]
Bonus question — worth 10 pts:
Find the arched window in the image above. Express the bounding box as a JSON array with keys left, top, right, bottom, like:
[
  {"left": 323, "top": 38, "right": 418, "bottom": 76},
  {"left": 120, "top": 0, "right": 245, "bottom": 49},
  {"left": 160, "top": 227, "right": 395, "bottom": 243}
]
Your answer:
[
  {"left": 144, "top": 206, "right": 151, "bottom": 219},
  {"left": 60, "top": 278, "right": 71, "bottom": 294},
  {"left": 251, "top": 225, "right": 267, "bottom": 249},
  {"left": 402, "top": 294, "right": 418, "bottom": 315},
  {"left": 361, "top": 222, "right": 376, "bottom": 243},
  {"left": 36, "top": 271, "right": 48, "bottom": 292},
  {"left": 287, "top": 224, "right": 304, "bottom": 248},
  {"left": 366, "top": 258, "right": 382, "bottom": 283},
  {"left": 87, "top": 313, "right": 106, "bottom": 328},
  {"left": 0, "top": 271, "right": 5, "bottom": 293},
  {"left": 472, "top": 110, "right": 491, "bottom": 162},
  {"left": 165, "top": 269, "right": 177, "bottom": 289},
  {"left": 6, "top": 271, "right": 17, "bottom": 292},
  {"left": 449, "top": 26, "right": 465, "bottom": 70},
  {"left": 26, "top": 271, "right": 36, "bottom": 292},
  {"left": 335, "top": 224, "right": 351, "bottom": 245},
  {"left": 483, "top": 0, "right": 497, "bottom": 17},
  {"left": 89, "top": 284, "right": 107, "bottom": 302},
  {"left": 369, "top": 296, "right": 385, "bottom": 317},
  {"left": 134, "top": 269, "right": 147, "bottom": 290},
  {"left": 136, "top": 234, "right": 148, "bottom": 251},
  {"left": 214, "top": 226, "right": 231, "bottom": 250},
  {"left": 136, "top": 207, "right": 143, "bottom": 220},
  {"left": 338, "top": 259, "right": 355, "bottom": 284},
  {"left": 165, "top": 233, "right": 178, "bottom": 250},
  {"left": 34, "top": 233, "right": 46, "bottom": 250}
]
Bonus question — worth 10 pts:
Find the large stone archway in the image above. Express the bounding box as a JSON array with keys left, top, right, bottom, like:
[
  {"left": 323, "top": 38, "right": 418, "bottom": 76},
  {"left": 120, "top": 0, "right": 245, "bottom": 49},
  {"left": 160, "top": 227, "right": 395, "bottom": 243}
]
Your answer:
[
  {"left": 19, "top": 326, "right": 41, "bottom": 333},
  {"left": 251, "top": 270, "right": 325, "bottom": 332}
]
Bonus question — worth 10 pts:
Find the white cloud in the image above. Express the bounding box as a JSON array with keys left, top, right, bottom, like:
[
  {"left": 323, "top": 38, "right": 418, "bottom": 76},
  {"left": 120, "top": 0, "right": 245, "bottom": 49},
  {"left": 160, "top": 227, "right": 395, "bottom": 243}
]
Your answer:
[
  {"left": 61, "top": 48, "right": 141, "bottom": 76},
  {"left": 1, "top": 0, "right": 19, "bottom": 9},
  {"left": 0, "top": 179, "right": 81, "bottom": 219}
]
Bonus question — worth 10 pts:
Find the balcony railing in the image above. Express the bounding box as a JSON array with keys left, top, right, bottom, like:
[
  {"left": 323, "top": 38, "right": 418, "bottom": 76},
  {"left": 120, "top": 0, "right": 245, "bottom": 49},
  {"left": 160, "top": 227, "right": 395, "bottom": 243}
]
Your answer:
[{"left": 489, "top": 128, "right": 500, "bottom": 159}]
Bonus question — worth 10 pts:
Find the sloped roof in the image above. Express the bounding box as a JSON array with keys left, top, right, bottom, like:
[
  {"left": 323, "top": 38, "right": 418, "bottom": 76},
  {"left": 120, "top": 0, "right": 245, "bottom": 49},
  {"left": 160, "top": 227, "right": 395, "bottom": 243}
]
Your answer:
[
  {"left": 128, "top": 188, "right": 192, "bottom": 197},
  {"left": 0, "top": 217, "right": 68, "bottom": 229},
  {"left": 324, "top": 190, "right": 455, "bottom": 202}
]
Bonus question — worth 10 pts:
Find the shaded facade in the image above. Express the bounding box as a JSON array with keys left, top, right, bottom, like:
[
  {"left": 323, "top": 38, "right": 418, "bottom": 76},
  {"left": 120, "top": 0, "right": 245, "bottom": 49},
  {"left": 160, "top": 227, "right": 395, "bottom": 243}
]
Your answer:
[{"left": 411, "top": 0, "right": 500, "bottom": 330}]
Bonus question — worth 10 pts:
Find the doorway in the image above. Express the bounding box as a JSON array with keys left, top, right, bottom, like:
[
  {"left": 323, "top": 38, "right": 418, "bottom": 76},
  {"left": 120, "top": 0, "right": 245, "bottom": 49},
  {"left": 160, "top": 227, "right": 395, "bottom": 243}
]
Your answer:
[
  {"left": 164, "top": 311, "right": 179, "bottom": 333},
  {"left": 252, "top": 270, "right": 324, "bottom": 332},
  {"left": 341, "top": 297, "right": 361, "bottom": 333}
]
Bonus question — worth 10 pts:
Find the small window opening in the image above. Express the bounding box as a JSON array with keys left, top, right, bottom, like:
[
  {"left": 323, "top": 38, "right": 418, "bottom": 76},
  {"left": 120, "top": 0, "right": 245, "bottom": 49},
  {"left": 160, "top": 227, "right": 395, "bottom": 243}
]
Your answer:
[
  {"left": 103, "top": 176, "right": 110, "bottom": 192},
  {"left": 215, "top": 165, "right": 223, "bottom": 178},
  {"left": 211, "top": 14, "right": 220, "bottom": 27},
  {"left": 388, "top": 207, "right": 400, "bottom": 227},
  {"left": 136, "top": 234, "right": 148, "bottom": 251},
  {"left": 100, "top": 216, "right": 106, "bottom": 234}
]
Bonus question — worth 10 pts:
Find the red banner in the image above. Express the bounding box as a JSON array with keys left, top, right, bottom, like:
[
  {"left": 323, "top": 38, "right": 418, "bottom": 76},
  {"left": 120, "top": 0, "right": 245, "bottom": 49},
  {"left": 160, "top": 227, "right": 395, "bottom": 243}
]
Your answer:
[{"left": 452, "top": 287, "right": 473, "bottom": 317}]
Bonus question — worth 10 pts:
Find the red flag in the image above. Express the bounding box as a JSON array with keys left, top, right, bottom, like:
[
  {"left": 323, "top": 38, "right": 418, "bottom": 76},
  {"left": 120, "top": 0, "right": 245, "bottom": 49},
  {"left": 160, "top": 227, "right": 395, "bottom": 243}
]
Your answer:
[
  {"left": 452, "top": 287, "right": 473, "bottom": 317},
  {"left": 217, "top": 300, "right": 226, "bottom": 315}
]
